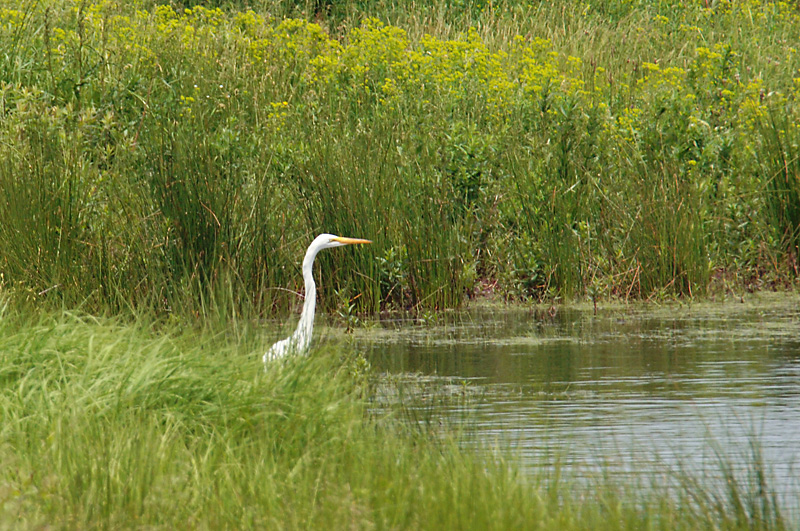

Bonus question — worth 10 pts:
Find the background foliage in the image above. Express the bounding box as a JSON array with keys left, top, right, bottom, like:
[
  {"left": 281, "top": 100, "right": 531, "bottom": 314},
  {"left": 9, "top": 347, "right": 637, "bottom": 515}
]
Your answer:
[{"left": 0, "top": 0, "right": 799, "bottom": 318}]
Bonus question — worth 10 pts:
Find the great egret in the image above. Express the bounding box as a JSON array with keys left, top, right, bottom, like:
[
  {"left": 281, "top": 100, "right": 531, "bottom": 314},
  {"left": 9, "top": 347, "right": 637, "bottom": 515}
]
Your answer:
[{"left": 263, "top": 233, "right": 372, "bottom": 364}]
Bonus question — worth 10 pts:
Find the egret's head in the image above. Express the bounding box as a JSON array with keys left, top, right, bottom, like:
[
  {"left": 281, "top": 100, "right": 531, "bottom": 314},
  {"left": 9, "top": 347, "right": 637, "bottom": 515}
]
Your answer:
[{"left": 318, "top": 233, "right": 372, "bottom": 249}]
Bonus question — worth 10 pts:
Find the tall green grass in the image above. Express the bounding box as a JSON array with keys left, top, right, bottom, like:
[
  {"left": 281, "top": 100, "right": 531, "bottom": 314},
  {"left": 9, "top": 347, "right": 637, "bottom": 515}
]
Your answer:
[
  {"left": 0, "top": 0, "right": 798, "bottom": 319},
  {"left": 0, "top": 310, "right": 791, "bottom": 529}
]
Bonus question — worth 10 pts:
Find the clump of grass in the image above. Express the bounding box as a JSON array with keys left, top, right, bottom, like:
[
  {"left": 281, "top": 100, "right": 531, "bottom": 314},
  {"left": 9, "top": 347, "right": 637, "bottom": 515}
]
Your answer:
[{"left": 756, "top": 106, "right": 800, "bottom": 266}]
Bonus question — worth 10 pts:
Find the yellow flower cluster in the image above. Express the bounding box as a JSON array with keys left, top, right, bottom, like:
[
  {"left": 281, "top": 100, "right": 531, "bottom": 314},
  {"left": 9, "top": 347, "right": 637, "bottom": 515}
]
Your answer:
[
  {"left": 342, "top": 18, "right": 409, "bottom": 81},
  {"left": 267, "top": 101, "right": 290, "bottom": 132},
  {"left": 515, "top": 36, "right": 560, "bottom": 95},
  {"left": 609, "top": 106, "right": 642, "bottom": 144},
  {"left": 0, "top": 7, "right": 23, "bottom": 28},
  {"left": 179, "top": 94, "right": 195, "bottom": 117}
]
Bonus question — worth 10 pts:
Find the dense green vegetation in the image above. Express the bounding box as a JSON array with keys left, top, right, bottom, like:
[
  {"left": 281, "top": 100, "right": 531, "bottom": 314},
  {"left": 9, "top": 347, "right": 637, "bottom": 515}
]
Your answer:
[
  {"left": 0, "top": 309, "right": 790, "bottom": 529},
  {"left": 1, "top": 0, "right": 799, "bottom": 318}
]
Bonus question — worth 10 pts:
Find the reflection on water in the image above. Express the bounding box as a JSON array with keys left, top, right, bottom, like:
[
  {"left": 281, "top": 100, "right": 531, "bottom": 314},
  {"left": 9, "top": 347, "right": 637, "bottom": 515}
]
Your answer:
[{"left": 354, "top": 295, "right": 800, "bottom": 497}]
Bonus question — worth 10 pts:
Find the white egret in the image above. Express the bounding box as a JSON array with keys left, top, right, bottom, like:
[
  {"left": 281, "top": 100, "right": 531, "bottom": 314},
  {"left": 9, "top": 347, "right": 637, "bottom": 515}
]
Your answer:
[{"left": 263, "top": 233, "right": 372, "bottom": 365}]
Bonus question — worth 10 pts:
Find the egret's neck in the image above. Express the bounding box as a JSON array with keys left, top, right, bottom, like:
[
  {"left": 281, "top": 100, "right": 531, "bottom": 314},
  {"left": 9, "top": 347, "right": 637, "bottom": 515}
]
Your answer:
[{"left": 294, "top": 244, "right": 320, "bottom": 351}]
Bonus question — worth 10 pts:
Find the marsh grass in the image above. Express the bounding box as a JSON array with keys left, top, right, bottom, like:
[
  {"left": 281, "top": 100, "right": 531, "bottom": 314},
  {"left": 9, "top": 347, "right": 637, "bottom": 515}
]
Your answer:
[
  {"left": 0, "top": 310, "right": 792, "bottom": 529},
  {"left": 757, "top": 107, "right": 800, "bottom": 264},
  {"left": 0, "top": 0, "right": 799, "bottom": 318}
]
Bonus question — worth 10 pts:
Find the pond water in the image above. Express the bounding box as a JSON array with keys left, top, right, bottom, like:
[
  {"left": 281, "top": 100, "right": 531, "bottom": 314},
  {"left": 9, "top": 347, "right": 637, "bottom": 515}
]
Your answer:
[{"left": 353, "top": 294, "right": 800, "bottom": 499}]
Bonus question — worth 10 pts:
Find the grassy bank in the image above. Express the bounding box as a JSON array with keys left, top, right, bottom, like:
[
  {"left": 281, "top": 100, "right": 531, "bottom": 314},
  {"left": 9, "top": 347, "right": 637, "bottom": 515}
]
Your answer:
[
  {"left": 0, "top": 0, "right": 799, "bottom": 319},
  {"left": 0, "top": 310, "right": 790, "bottom": 529}
]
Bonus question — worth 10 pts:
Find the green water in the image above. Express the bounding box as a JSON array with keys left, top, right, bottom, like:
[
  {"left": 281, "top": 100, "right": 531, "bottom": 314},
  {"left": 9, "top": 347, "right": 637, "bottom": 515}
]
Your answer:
[{"left": 353, "top": 294, "right": 800, "bottom": 495}]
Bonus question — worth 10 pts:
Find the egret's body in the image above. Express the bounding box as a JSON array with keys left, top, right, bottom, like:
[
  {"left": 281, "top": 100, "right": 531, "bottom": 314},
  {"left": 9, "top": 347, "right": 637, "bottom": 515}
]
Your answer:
[{"left": 263, "top": 233, "right": 371, "bottom": 364}]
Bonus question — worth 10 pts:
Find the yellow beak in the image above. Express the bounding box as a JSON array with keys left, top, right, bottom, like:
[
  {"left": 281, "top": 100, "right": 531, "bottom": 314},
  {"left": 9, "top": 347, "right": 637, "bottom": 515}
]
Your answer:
[{"left": 332, "top": 237, "right": 372, "bottom": 245}]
